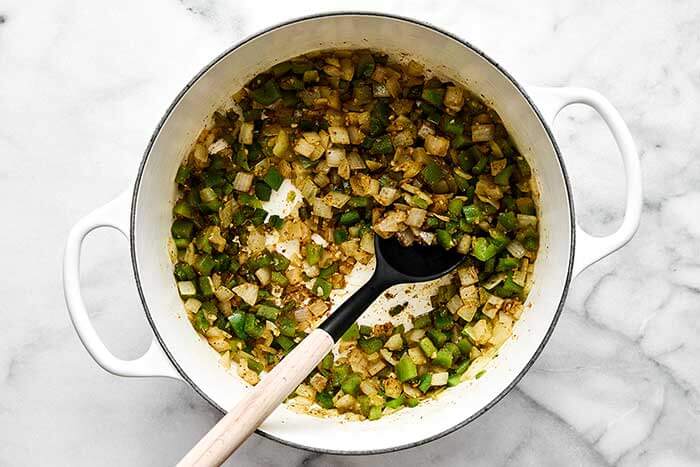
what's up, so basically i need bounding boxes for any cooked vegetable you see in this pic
[169,50,538,421]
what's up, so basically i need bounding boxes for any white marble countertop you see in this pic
[2,0,698,465]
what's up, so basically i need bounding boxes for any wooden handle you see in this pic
[178,328,334,467]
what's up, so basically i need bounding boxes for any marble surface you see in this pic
[1,0,698,465]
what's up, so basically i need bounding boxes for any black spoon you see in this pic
[179,236,465,467]
[319,235,466,340]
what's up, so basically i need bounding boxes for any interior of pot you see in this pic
[132,14,573,454]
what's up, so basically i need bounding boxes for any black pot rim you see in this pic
[129,11,576,457]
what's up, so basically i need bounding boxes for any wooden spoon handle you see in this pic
[178,328,334,467]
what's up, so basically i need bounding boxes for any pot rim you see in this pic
[129,11,576,456]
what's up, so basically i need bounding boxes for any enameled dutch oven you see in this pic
[64,13,642,455]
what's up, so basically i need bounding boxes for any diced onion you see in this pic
[326,147,347,167]
[408,346,427,365]
[255,267,271,286]
[193,143,208,167]
[424,134,450,157]
[294,307,310,323]
[406,328,425,343]
[506,240,527,259]
[431,372,449,386]
[328,126,350,145]
[446,294,464,314]
[276,239,300,260]
[360,380,378,396]
[273,129,289,157]
[368,360,386,376]
[184,298,202,314]
[208,139,229,155]
[379,348,398,365]
[360,232,374,253]
[312,197,333,219]
[299,178,319,200]
[405,208,427,228]
[294,138,316,157]
[347,152,366,170]
[177,281,196,297]
[517,214,538,228]
[324,191,350,208]
[384,334,403,351]
[377,187,400,206]
[443,86,464,111]
[239,122,254,144]
[247,228,266,255]
[232,282,259,306]
[482,273,506,290]
[313,173,330,188]
[233,172,254,192]
[308,299,328,317]
[214,286,234,302]
[471,124,495,142]
[373,210,407,235]
[456,234,472,254]
[482,294,505,318]
[458,266,479,286]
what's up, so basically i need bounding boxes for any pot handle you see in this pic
[527,86,642,277]
[63,189,181,380]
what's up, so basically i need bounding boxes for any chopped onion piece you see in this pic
[482,294,505,318]
[311,233,328,247]
[232,282,259,306]
[373,210,407,236]
[506,240,527,259]
[482,273,506,290]
[299,178,319,200]
[326,147,347,167]
[457,266,479,286]
[193,143,208,167]
[443,86,464,111]
[328,126,350,145]
[408,346,427,365]
[431,372,449,386]
[377,187,400,206]
[184,298,202,314]
[239,122,254,144]
[255,267,271,286]
[471,124,495,142]
[446,294,464,314]
[294,307,310,323]
[360,232,374,253]
[324,191,350,208]
[379,348,398,366]
[517,214,538,228]
[178,281,196,297]
[312,197,333,219]
[424,134,450,157]
[294,138,316,157]
[208,139,229,155]
[405,208,427,228]
[247,228,266,255]
[308,299,328,317]
[456,234,472,254]
[214,286,234,302]
[272,129,289,157]
[233,172,254,192]
[384,334,403,351]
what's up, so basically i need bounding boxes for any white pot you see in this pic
[63,13,642,455]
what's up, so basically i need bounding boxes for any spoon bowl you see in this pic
[319,236,465,340]
[376,236,466,282]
